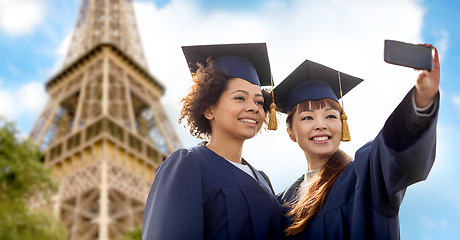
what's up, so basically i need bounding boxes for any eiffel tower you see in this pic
[29,0,181,239]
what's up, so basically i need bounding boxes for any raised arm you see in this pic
[355,44,441,215]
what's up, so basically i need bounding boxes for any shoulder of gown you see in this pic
[276,175,304,206]
[143,146,285,239]
[142,147,206,239]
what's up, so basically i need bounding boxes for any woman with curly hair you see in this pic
[142,43,284,240]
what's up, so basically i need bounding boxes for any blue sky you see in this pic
[1,0,459,239]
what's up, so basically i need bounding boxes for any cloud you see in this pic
[0,0,46,36]
[419,216,448,230]
[453,95,460,115]
[0,89,15,118]
[132,0,427,192]
[18,82,48,113]
[434,30,449,61]
[0,81,48,120]
[47,32,72,76]
[34,0,429,193]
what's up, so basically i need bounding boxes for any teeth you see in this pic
[240,119,256,124]
[313,136,329,141]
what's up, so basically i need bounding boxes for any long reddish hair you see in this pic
[285,98,352,236]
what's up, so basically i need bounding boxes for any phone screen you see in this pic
[384,40,432,71]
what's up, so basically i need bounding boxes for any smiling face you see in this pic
[287,98,342,167]
[205,77,266,142]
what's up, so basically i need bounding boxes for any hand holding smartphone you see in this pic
[384,40,433,71]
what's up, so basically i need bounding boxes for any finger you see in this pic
[432,46,440,70]
[416,70,429,84]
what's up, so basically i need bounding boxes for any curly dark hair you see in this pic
[179,59,273,139]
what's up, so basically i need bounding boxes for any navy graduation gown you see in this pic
[277,89,439,240]
[142,145,284,240]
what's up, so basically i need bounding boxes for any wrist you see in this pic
[414,89,436,109]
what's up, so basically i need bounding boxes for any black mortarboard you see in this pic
[274,59,363,114]
[181,43,272,86]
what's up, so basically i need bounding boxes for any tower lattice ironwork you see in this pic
[30,0,181,239]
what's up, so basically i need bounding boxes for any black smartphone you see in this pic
[384,40,433,71]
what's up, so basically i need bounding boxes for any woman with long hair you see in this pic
[142,43,283,239]
[275,44,440,239]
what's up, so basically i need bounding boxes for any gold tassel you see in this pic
[268,102,278,130]
[341,112,350,141]
[338,71,350,141]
